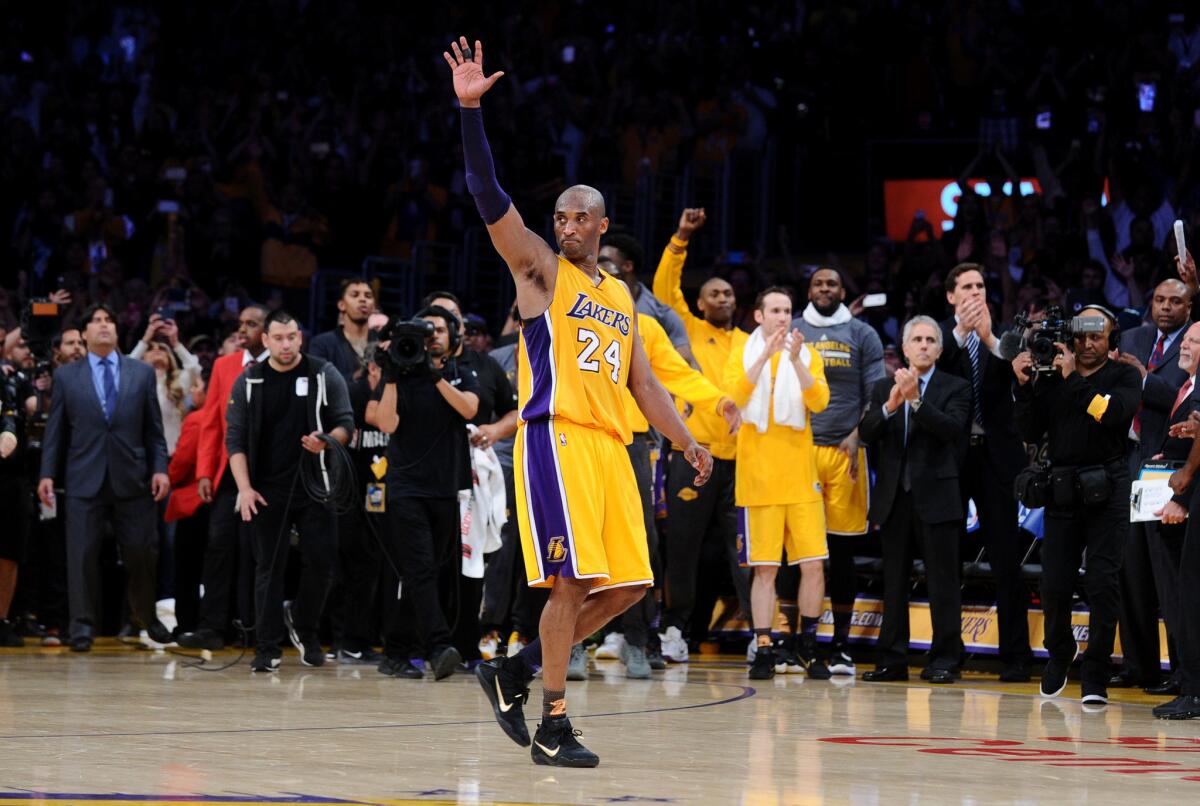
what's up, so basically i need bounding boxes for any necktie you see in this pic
[1172,377,1195,418]
[1134,333,1170,438]
[901,377,926,492]
[101,357,117,422]
[966,331,983,427]
[1149,333,1167,371]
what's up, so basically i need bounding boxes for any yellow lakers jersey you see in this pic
[517,255,635,443]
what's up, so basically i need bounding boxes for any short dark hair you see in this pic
[422,290,461,309]
[339,278,373,299]
[81,302,118,328]
[264,309,299,330]
[242,303,270,318]
[417,304,461,335]
[810,266,845,287]
[600,232,645,276]
[754,286,792,311]
[945,262,985,295]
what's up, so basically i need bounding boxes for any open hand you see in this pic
[238,487,267,521]
[443,37,504,108]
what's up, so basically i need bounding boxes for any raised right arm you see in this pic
[446,37,556,318]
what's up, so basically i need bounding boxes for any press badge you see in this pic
[295,377,309,396]
[366,482,386,513]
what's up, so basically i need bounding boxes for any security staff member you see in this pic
[1011,305,1140,706]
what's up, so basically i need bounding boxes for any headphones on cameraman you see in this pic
[416,305,463,353]
[1079,303,1121,351]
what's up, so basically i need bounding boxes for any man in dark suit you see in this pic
[38,303,172,652]
[1114,279,1191,691]
[938,263,1033,681]
[859,315,972,684]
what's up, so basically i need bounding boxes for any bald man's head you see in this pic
[553,185,609,265]
[1151,278,1192,334]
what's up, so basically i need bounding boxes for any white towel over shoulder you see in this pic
[742,327,811,433]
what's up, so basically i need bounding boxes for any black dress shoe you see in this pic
[1107,671,1139,688]
[1144,678,1182,696]
[999,663,1032,683]
[921,666,961,682]
[69,636,93,652]
[145,620,175,645]
[862,665,908,682]
[177,628,225,651]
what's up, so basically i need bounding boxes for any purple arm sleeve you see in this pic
[460,106,512,225]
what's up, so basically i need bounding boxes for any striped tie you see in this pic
[966,331,983,427]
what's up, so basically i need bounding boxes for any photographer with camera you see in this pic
[369,306,479,679]
[1011,305,1141,706]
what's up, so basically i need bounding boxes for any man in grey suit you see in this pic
[1114,279,1192,692]
[38,303,172,652]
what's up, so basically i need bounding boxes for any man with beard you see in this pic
[177,304,268,651]
[310,279,377,382]
[789,267,885,675]
[1012,306,1140,706]
[652,208,754,663]
[725,288,830,680]
[311,279,383,665]
[371,305,480,680]
[225,310,354,671]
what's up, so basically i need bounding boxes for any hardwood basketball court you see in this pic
[0,642,1195,805]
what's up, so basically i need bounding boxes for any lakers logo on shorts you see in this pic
[736,534,745,554]
[547,536,567,563]
[677,487,699,502]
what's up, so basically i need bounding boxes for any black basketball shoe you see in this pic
[476,657,532,746]
[531,715,600,768]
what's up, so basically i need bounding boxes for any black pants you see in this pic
[195,475,255,637]
[30,505,68,633]
[621,435,660,648]
[249,491,337,652]
[877,491,963,670]
[64,479,158,640]
[1177,489,1200,695]
[481,463,520,635]
[663,455,750,635]
[1040,471,1129,686]
[327,502,382,652]
[962,442,1031,666]
[1118,518,1181,684]
[382,496,458,657]
[172,505,209,634]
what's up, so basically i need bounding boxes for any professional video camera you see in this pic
[998,305,1108,373]
[378,317,436,376]
[20,298,61,374]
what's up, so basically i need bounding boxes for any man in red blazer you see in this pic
[177,305,268,650]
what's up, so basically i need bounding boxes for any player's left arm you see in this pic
[628,320,713,486]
